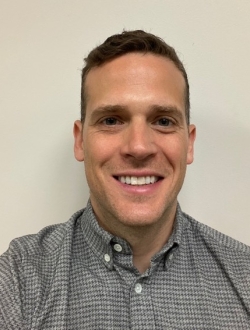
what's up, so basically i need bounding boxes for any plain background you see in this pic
[1,0,250,254]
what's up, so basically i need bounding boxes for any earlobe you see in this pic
[187,124,196,165]
[73,120,85,162]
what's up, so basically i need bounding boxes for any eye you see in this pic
[155,118,172,126]
[102,117,120,125]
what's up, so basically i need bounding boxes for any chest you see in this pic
[64,259,249,330]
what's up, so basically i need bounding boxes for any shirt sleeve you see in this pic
[0,246,26,329]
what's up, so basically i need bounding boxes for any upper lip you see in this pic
[113,170,164,178]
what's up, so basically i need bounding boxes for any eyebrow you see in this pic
[91,105,127,118]
[148,104,184,121]
[90,104,184,121]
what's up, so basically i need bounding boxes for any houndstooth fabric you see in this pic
[0,201,250,329]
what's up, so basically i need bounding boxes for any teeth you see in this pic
[118,176,159,185]
[137,177,145,185]
[131,176,137,185]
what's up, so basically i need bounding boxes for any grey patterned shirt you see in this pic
[0,201,250,329]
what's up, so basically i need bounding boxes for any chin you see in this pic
[115,208,166,227]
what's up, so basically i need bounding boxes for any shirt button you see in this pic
[104,254,111,262]
[135,283,142,294]
[168,253,173,260]
[113,244,122,252]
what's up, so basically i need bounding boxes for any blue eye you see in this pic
[103,117,118,125]
[157,118,171,126]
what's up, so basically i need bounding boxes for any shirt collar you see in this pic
[80,200,115,269]
[154,203,187,269]
[80,200,187,270]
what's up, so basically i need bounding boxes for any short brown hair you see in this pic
[81,30,190,124]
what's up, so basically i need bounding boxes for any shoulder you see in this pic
[182,213,250,279]
[0,208,85,269]
[181,211,250,273]
[183,212,250,253]
[0,208,85,328]
[178,211,250,307]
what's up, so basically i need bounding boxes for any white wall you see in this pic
[1,0,250,254]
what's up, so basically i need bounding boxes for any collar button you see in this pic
[113,244,122,252]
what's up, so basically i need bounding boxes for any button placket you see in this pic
[130,279,156,329]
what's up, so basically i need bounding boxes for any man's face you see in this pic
[74,53,195,233]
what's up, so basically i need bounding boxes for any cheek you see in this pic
[160,138,189,167]
[83,135,118,166]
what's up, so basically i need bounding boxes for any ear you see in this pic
[186,124,196,165]
[73,120,85,162]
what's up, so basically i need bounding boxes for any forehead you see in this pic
[84,53,186,111]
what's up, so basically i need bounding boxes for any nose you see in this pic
[120,120,157,160]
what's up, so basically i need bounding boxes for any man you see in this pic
[0,30,249,329]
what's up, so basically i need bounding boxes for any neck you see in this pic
[129,218,174,273]
[93,203,177,274]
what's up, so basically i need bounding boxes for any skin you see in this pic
[74,53,196,273]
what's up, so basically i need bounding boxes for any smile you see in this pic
[117,176,160,186]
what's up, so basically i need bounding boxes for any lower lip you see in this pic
[114,177,163,195]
